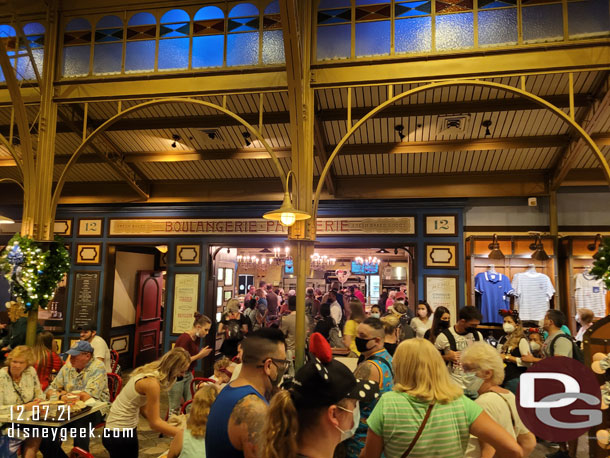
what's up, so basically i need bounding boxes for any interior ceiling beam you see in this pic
[551,74,610,190]
[314,114,335,195]
[0,94,590,136]
[311,43,610,88]
[0,169,604,205]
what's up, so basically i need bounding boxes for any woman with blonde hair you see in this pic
[103,347,192,457]
[462,342,536,458]
[167,384,220,458]
[0,346,44,457]
[381,314,400,356]
[497,310,531,394]
[32,330,63,391]
[343,299,366,356]
[360,339,523,458]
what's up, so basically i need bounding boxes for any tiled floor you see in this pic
[48,370,592,457]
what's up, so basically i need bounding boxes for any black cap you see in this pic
[290,356,379,409]
[77,324,96,332]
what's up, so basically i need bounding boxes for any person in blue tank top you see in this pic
[205,328,288,458]
[345,317,394,458]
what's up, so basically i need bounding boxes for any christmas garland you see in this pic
[591,236,610,289]
[0,234,71,311]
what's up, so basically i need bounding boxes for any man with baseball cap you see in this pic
[78,323,112,373]
[40,341,109,457]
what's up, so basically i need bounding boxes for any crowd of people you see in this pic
[0,280,597,458]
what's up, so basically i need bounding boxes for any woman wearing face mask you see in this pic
[410,300,433,338]
[461,342,537,458]
[381,314,399,356]
[496,310,531,395]
[168,312,213,415]
[262,333,379,458]
[526,328,543,358]
[369,305,381,319]
[360,339,523,458]
[343,300,366,357]
[424,306,450,344]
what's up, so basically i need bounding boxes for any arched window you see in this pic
[159,9,190,71]
[316,0,351,60]
[355,1,391,57]
[62,18,91,77]
[394,2,432,54]
[262,1,284,64]
[227,3,259,66]
[125,12,156,73]
[16,23,45,80]
[193,6,225,68]
[93,15,123,75]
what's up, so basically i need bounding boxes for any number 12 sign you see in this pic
[425,215,457,236]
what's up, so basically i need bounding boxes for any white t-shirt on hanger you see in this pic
[512,271,555,321]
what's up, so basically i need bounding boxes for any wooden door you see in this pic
[134,271,163,368]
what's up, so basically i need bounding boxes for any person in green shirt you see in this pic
[360,338,523,458]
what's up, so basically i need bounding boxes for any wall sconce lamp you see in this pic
[530,235,550,261]
[263,170,311,227]
[587,234,603,252]
[487,234,505,259]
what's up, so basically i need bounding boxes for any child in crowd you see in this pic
[210,357,234,389]
[167,384,220,458]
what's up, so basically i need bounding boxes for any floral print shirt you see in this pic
[50,358,109,413]
[0,366,44,406]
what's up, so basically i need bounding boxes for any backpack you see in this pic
[549,333,585,363]
[225,319,243,341]
[441,328,480,352]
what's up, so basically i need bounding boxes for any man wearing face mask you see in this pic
[345,318,394,458]
[435,306,483,392]
[206,328,287,458]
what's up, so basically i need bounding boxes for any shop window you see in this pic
[477,3,517,47]
[62,18,91,77]
[227,3,260,66]
[193,6,225,68]
[355,3,391,57]
[522,3,563,43]
[93,15,123,75]
[125,12,156,73]
[16,23,45,81]
[159,9,190,71]
[567,0,610,39]
[395,2,432,54]
[317,0,351,60]
[262,0,285,64]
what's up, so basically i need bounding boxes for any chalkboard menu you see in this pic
[70,271,100,332]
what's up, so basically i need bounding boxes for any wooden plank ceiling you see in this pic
[0,71,609,199]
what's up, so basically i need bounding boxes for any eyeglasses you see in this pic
[265,358,291,371]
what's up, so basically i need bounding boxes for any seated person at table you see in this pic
[0,346,44,458]
[167,383,220,458]
[104,348,192,458]
[40,341,109,457]
[33,331,63,391]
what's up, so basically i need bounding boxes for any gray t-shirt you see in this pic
[543,331,573,358]
[280,312,308,353]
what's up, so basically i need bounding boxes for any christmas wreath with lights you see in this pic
[591,236,610,289]
[0,234,70,311]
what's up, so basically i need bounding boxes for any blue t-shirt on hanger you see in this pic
[475,271,514,324]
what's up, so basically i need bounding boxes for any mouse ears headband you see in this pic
[498,309,520,323]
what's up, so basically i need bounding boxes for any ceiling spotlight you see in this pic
[394,248,399,255]
[376,248,389,254]
[171,134,180,148]
[482,120,492,136]
[587,234,603,251]
[487,234,505,260]
[394,124,406,141]
[530,235,550,261]
[208,132,216,140]
[242,131,252,147]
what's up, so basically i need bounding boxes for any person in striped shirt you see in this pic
[360,338,523,458]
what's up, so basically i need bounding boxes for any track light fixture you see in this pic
[376,248,389,254]
[487,234,505,260]
[394,248,399,255]
[482,120,492,136]
[394,124,406,141]
[242,131,252,147]
[171,134,180,148]
[530,235,550,261]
